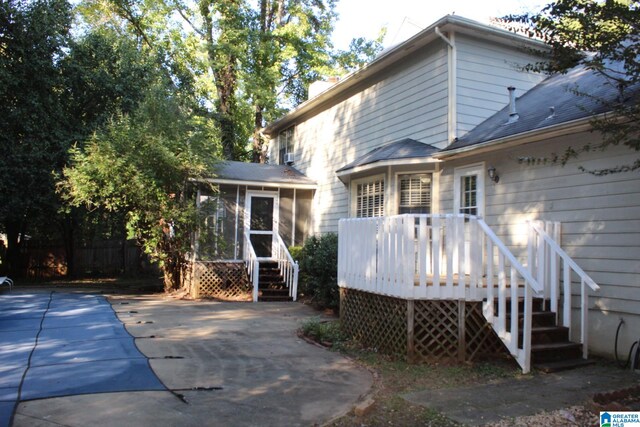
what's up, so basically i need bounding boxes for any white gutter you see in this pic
[435,27,457,144]
[195,177,316,190]
[336,157,441,180]
[433,116,595,160]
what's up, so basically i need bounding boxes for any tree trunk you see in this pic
[252,106,266,163]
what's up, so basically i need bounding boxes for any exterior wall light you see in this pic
[488,166,499,183]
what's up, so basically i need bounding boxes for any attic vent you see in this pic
[507,86,519,124]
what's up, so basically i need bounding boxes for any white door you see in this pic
[245,191,279,259]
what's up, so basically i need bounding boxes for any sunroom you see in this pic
[187,161,315,302]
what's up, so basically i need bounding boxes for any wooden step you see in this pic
[506,311,557,330]
[518,326,569,346]
[258,288,293,302]
[531,342,582,364]
[493,298,548,314]
[535,358,595,373]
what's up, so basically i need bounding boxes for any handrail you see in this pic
[476,219,542,293]
[529,221,599,291]
[274,233,299,301]
[243,230,260,302]
[528,220,599,359]
[476,217,538,373]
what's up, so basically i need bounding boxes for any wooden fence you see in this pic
[21,240,151,279]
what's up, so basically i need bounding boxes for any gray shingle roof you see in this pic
[336,139,439,173]
[443,62,639,152]
[211,161,315,186]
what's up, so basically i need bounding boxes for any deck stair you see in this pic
[257,261,293,302]
[500,298,594,373]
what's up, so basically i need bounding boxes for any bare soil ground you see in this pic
[301,319,640,427]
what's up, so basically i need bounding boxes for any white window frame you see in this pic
[453,163,485,218]
[396,172,432,215]
[278,127,295,165]
[350,174,385,218]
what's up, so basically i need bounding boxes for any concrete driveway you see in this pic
[7,292,372,426]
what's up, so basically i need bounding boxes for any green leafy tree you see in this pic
[499,0,640,174]
[63,84,219,289]
[80,0,384,162]
[0,0,73,274]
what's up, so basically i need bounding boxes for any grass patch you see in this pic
[299,318,348,349]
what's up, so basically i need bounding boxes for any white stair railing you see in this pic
[528,221,600,359]
[476,219,542,374]
[243,231,260,302]
[274,234,299,301]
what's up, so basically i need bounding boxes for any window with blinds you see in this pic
[278,127,294,164]
[398,174,431,214]
[356,179,385,218]
[460,175,478,215]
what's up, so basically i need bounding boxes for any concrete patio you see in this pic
[1,291,373,426]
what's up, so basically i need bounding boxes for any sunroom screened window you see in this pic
[460,175,478,215]
[399,174,431,214]
[356,179,384,218]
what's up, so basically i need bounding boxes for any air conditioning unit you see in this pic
[284,152,294,165]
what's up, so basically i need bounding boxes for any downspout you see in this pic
[435,27,457,145]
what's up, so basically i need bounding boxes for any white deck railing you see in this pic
[274,234,299,301]
[243,231,260,302]
[338,214,529,300]
[528,221,599,359]
[338,214,543,372]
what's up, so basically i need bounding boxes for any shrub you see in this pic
[298,233,339,310]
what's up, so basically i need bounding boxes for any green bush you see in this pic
[288,245,303,262]
[298,233,339,310]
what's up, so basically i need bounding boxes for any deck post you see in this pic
[458,300,466,362]
[407,300,415,363]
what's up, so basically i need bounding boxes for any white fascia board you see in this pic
[336,157,442,179]
[195,177,316,190]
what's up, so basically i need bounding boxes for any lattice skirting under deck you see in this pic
[340,288,507,362]
[186,261,252,301]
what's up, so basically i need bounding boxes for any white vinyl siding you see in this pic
[280,41,449,233]
[267,32,543,235]
[398,174,431,214]
[438,132,640,357]
[455,34,545,138]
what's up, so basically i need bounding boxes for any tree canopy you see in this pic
[499,0,640,174]
[0,0,384,284]
[78,0,384,162]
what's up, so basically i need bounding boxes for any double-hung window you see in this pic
[278,127,294,164]
[398,174,431,214]
[453,164,485,218]
[354,177,385,218]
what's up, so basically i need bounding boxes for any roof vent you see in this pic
[546,106,555,120]
[507,86,519,124]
